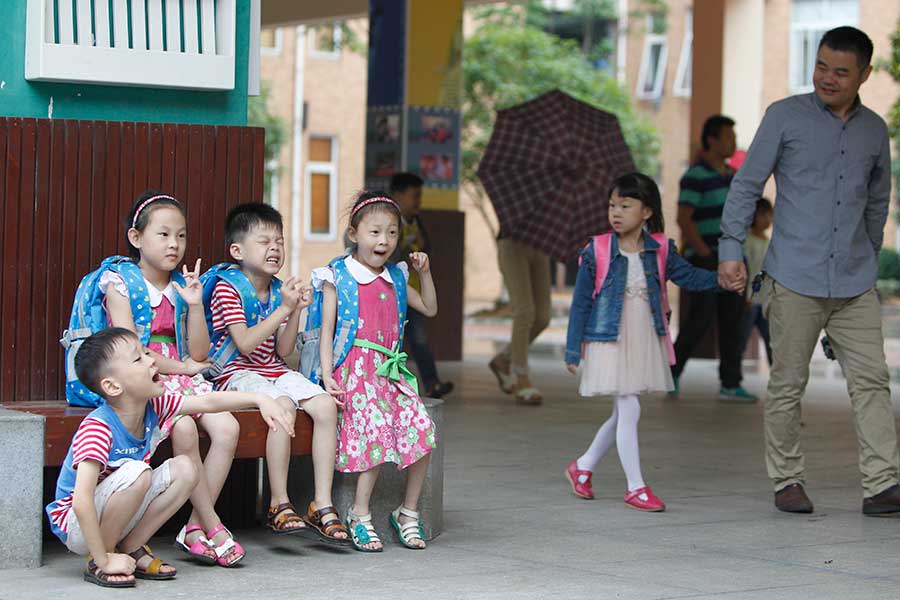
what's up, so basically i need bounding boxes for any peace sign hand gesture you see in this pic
[172,258,204,306]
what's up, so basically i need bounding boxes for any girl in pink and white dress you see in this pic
[102,191,243,566]
[564,173,719,512]
[314,191,438,552]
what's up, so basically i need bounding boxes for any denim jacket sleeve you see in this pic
[565,244,596,365]
[664,240,719,291]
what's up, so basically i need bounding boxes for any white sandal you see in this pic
[345,511,383,553]
[489,357,515,394]
[515,386,543,406]
[389,506,426,550]
[173,524,216,565]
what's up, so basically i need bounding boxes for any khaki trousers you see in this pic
[763,278,899,496]
[497,238,552,374]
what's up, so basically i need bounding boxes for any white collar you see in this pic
[145,276,177,308]
[344,255,394,285]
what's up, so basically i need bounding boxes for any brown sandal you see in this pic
[301,502,351,546]
[127,545,176,580]
[266,502,311,536]
[83,558,135,588]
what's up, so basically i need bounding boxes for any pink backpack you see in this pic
[587,232,675,365]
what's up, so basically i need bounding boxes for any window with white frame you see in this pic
[673,9,692,98]
[789,0,858,92]
[305,136,338,240]
[260,27,282,56]
[636,13,668,100]
[310,23,342,59]
[25,0,237,90]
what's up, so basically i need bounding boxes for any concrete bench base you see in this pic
[284,398,444,542]
[0,408,45,569]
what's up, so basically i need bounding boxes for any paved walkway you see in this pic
[5,353,900,599]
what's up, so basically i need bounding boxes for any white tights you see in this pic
[576,394,645,493]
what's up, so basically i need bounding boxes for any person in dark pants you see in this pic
[671,115,756,403]
[389,173,454,399]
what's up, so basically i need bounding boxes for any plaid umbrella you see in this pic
[477,89,636,261]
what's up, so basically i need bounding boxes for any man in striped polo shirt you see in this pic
[671,115,756,403]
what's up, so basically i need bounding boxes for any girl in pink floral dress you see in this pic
[102,191,243,567]
[315,191,437,552]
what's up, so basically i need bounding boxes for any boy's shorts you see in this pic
[225,371,326,409]
[65,459,172,555]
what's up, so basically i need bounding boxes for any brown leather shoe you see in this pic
[774,483,814,513]
[862,484,900,517]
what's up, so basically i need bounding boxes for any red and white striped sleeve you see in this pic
[71,418,113,470]
[150,393,185,423]
[211,281,246,331]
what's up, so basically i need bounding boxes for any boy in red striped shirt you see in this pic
[46,327,293,588]
[208,204,349,544]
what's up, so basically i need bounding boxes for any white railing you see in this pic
[25,0,237,91]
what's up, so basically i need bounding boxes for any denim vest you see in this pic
[565,234,718,365]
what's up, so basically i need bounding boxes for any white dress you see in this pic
[579,250,674,397]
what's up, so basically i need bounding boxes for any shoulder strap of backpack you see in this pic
[650,233,669,314]
[650,233,676,365]
[215,267,263,325]
[330,257,360,371]
[201,263,265,377]
[591,233,613,299]
[108,259,153,344]
[386,263,409,343]
[169,270,189,359]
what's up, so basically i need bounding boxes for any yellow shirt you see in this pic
[399,216,424,291]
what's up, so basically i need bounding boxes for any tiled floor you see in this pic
[5,350,900,599]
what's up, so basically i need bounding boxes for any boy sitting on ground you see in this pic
[46,327,293,588]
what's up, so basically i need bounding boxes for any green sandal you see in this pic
[389,506,426,550]
[345,511,383,553]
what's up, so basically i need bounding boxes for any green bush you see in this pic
[878,248,900,281]
[877,279,900,297]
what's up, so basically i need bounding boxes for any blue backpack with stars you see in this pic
[60,256,189,407]
[298,256,408,385]
[199,263,283,379]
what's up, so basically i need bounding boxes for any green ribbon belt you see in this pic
[148,334,176,344]
[352,339,419,394]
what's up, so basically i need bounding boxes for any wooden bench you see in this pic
[0,116,324,568]
[1,401,313,466]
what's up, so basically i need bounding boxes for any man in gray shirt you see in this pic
[719,27,899,516]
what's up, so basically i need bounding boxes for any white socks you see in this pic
[576,394,646,492]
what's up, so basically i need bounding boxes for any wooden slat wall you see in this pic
[0,117,266,403]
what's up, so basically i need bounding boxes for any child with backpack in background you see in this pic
[388,172,454,398]
[564,173,719,512]
[311,191,437,552]
[62,191,244,566]
[205,203,349,545]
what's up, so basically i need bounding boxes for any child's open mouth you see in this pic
[266,257,280,265]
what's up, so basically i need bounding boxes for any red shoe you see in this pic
[565,460,595,499]
[624,486,665,512]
